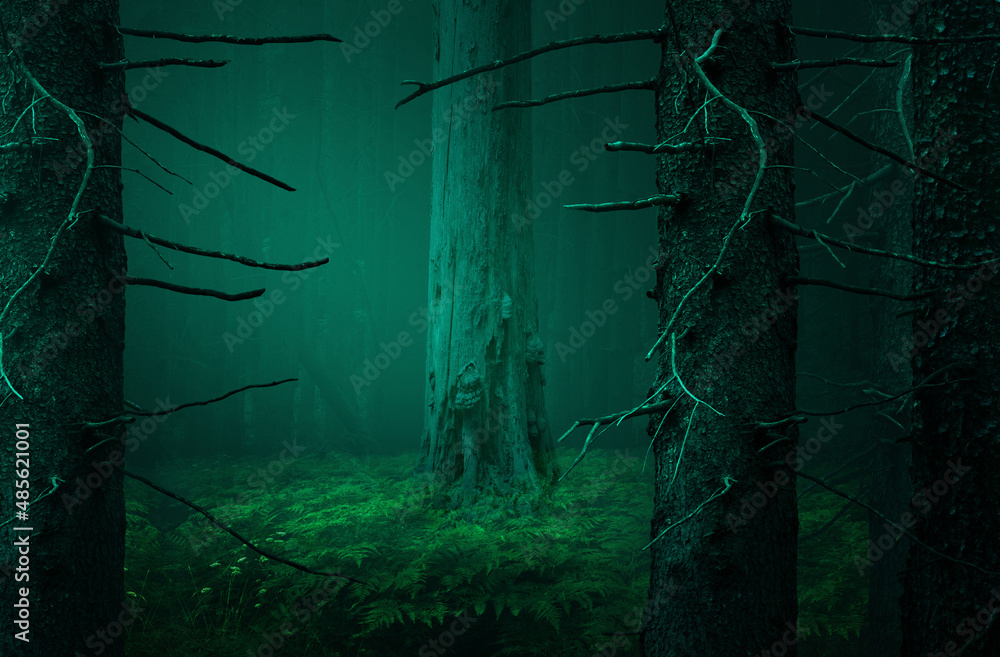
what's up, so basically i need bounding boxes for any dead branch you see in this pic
[787,276,935,301]
[132,109,295,191]
[94,164,171,194]
[794,468,1000,575]
[789,26,1000,45]
[96,58,229,71]
[115,27,342,45]
[96,214,329,272]
[770,214,998,270]
[104,379,297,420]
[606,139,710,154]
[494,79,654,110]
[79,111,193,185]
[809,111,967,191]
[123,275,264,301]
[771,58,898,71]
[795,164,893,210]
[116,466,364,584]
[565,194,680,212]
[788,365,961,419]
[396,29,662,108]
[558,398,677,444]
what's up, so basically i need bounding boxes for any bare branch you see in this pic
[794,164,893,209]
[132,109,295,191]
[94,164,171,194]
[494,79,654,110]
[78,111,193,185]
[787,275,935,301]
[789,365,961,418]
[123,275,265,301]
[565,194,680,213]
[117,466,365,584]
[108,379,297,419]
[115,27,342,45]
[557,398,677,445]
[770,214,998,270]
[809,110,967,190]
[794,468,1000,575]
[96,215,330,272]
[771,58,898,71]
[96,58,230,71]
[396,29,662,109]
[606,139,711,154]
[789,26,1000,45]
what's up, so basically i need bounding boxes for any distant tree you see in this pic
[413,0,559,504]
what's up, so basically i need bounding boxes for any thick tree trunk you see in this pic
[416,0,558,505]
[901,2,1000,654]
[642,3,799,654]
[0,3,126,655]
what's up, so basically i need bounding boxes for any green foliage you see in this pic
[126,448,653,656]
[797,478,869,655]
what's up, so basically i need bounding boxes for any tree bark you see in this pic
[901,1,1000,654]
[864,5,913,653]
[416,0,558,505]
[0,2,127,655]
[642,2,800,654]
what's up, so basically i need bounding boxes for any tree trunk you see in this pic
[864,5,913,653]
[416,0,558,506]
[0,3,127,655]
[642,3,799,654]
[901,1,1000,654]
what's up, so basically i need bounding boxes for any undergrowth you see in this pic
[126,447,653,656]
[124,447,869,656]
